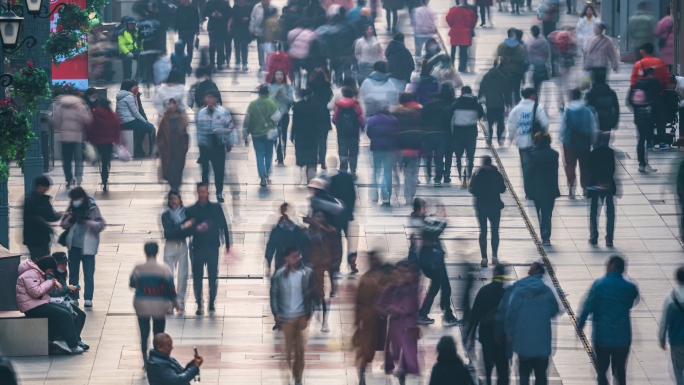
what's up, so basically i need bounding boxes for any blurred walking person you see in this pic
[449,85,484,187]
[378,260,421,385]
[394,92,424,204]
[385,33,415,91]
[250,0,275,70]
[332,86,365,175]
[161,191,194,312]
[244,84,281,187]
[496,28,527,105]
[478,61,511,146]
[476,0,492,27]
[559,88,597,198]
[354,251,393,385]
[355,26,384,86]
[326,157,359,273]
[525,132,559,246]
[501,262,559,385]
[525,26,551,97]
[366,102,400,205]
[269,246,316,385]
[469,156,505,267]
[582,23,618,75]
[157,99,189,191]
[232,0,253,71]
[270,69,295,165]
[175,0,200,62]
[130,242,179,367]
[578,256,639,385]
[507,88,549,182]
[292,89,328,183]
[421,83,456,186]
[575,5,599,49]
[627,2,655,60]
[428,336,475,385]
[585,70,620,136]
[53,88,92,189]
[203,0,232,71]
[408,61,439,106]
[659,266,684,385]
[655,8,674,73]
[548,29,578,111]
[446,0,477,73]
[627,67,661,172]
[197,89,235,202]
[587,134,617,247]
[23,176,62,260]
[466,264,509,385]
[413,0,437,57]
[87,99,121,192]
[185,182,231,315]
[265,203,306,275]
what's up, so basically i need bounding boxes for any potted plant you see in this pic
[0,98,33,179]
[10,62,51,115]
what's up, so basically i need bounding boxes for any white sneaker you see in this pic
[52,340,72,354]
[232,215,247,224]
[71,346,85,354]
[321,322,330,332]
[84,300,93,307]
[71,300,79,307]
[492,257,499,265]
[639,164,657,173]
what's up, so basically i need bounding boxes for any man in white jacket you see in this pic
[413,0,436,57]
[249,0,272,70]
[507,87,549,181]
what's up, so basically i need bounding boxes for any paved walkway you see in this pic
[6,1,682,384]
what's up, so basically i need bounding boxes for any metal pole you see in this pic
[0,46,9,250]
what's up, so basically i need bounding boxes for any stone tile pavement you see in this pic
[5,1,682,384]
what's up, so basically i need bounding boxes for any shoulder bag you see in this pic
[531,101,542,135]
[255,101,279,140]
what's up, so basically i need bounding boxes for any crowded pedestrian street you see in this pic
[3,0,684,384]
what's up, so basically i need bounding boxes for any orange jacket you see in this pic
[630,54,670,92]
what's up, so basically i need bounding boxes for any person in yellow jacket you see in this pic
[119,17,141,80]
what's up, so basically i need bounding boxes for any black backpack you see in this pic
[334,106,360,139]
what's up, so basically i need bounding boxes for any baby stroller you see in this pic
[663,89,680,146]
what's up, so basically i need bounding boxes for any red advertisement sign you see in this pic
[50,0,88,89]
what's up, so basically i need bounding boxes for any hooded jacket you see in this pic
[468,165,505,211]
[366,111,400,151]
[496,39,527,76]
[585,82,620,131]
[116,90,146,123]
[146,349,200,385]
[524,144,561,201]
[60,197,106,255]
[359,72,401,116]
[15,259,55,313]
[52,95,92,143]
[118,26,140,54]
[478,67,511,108]
[503,274,560,358]
[659,285,684,347]
[582,34,618,71]
[507,99,549,149]
[408,75,439,106]
[87,106,122,146]
[23,191,60,247]
[394,101,424,153]
[428,352,474,385]
[385,40,415,83]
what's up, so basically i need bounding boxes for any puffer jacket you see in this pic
[154,83,187,114]
[408,75,439,106]
[118,28,140,54]
[288,28,315,60]
[655,16,674,66]
[146,349,200,385]
[52,95,92,143]
[359,72,401,116]
[196,106,235,147]
[413,6,436,36]
[366,111,400,151]
[576,16,600,48]
[385,40,415,83]
[582,35,618,71]
[116,90,146,124]
[394,102,424,154]
[15,259,55,313]
[627,11,655,50]
[451,94,484,129]
[248,3,266,37]
[525,37,550,66]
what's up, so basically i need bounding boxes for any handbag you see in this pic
[57,227,70,247]
[531,101,542,135]
[254,101,279,140]
[83,142,98,163]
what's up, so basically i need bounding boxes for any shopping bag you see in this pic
[83,142,99,163]
[153,55,172,85]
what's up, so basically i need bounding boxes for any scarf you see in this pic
[168,206,186,224]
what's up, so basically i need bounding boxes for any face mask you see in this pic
[57,268,65,273]
[72,200,83,207]
[89,97,97,102]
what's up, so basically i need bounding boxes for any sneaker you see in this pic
[491,257,499,265]
[196,308,204,316]
[216,193,225,203]
[72,300,80,307]
[330,291,339,298]
[242,64,248,71]
[606,239,614,247]
[589,238,598,246]
[232,215,247,224]
[70,346,85,354]
[77,341,90,351]
[659,143,671,150]
[234,65,241,70]
[480,258,488,267]
[416,315,435,325]
[442,315,460,326]
[52,340,72,354]
[84,300,92,308]
[260,178,267,187]
[542,240,551,246]
[443,177,452,184]
[434,181,442,187]
[321,322,330,332]
[208,303,216,312]
[638,164,657,172]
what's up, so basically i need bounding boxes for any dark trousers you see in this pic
[121,52,137,80]
[534,199,555,243]
[451,129,477,179]
[590,193,615,242]
[385,8,398,29]
[679,107,684,135]
[636,121,653,166]
[595,345,629,385]
[276,112,290,163]
[481,336,510,385]
[25,303,79,348]
[506,73,522,105]
[565,0,572,12]
[27,244,50,260]
[191,246,219,306]
[477,209,501,259]
[209,31,229,67]
[178,32,196,64]
[123,120,155,157]
[450,45,470,72]
[418,262,453,317]
[318,130,329,167]
[479,5,489,24]
[423,134,446,182]
[562,147,590,189]
[487,107,505,142]
[68,247,95,300]
[519,147,533,182]
[338,137,360,173]
[199,145,226,194]
[542,22,556,38]
[234,36,249,65]
[61,141,83,185]
[96,144,113,185]
[518,356,549,385]
[138,316,165,363]
[72,304,86,340]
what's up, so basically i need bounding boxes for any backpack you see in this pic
[334,106,360,139]
[630,88,649,106]
[565,108,592,151]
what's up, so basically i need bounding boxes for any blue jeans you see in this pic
[68,247,95,300]
[61,141,83,185]
[123,119,155,157]
[519,147,533,182]
[371,151,394,203]
[25,303,80,348]
[252,136,274,179]
[414,36,431,57]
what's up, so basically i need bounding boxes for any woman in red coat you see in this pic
[446,0,477,72]
[86,98,121,192]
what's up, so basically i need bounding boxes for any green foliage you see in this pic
[44,30,88,65]
[51,82,80,98]
[57,3,92,34]
[0,101,33,179]
[10,64,51,115]
[86,0,109,15]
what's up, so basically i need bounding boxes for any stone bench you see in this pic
[0,311,48,356]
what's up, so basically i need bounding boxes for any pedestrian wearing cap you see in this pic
[243,84,281,187]
[46,252,89,352]
[118,17,140,80]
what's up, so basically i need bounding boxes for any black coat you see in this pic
[585,82,619,131]
[136,92,148,120]
[328,170,356,222]
[265,222,307,270]
[428,357,475,385]
[185,201,230,250]
[146,349,200,385]
[22,192,60,246]
[468,165,505,212]
[588,146,616,196]
[291,98,328,166]
[203,0,232,33]
[175,3,201,35]
[385,40,415,83]
[232,3,254,41]
[467,280,505,343]
[161,209,192,241]
[524,144,561,201]
[477,67,511,108]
